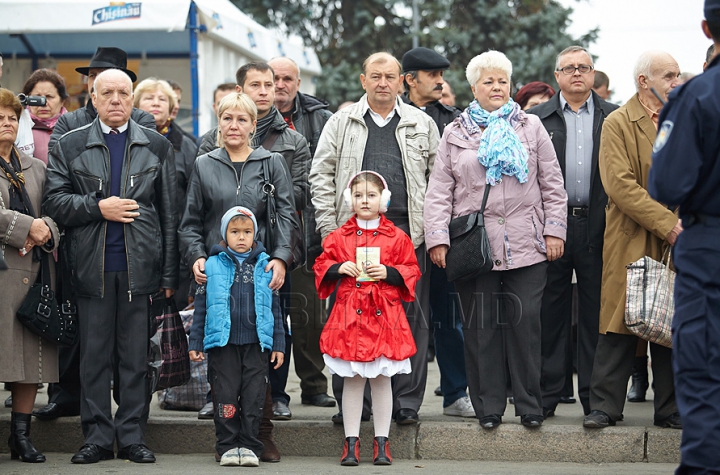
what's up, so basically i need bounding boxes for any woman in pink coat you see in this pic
[423,51,567,430]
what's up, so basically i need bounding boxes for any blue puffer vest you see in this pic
[202,244,274,352]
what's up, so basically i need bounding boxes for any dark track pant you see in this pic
[208,344,267,456]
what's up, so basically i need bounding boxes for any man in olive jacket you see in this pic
[44,69,178,464]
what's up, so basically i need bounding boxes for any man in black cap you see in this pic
[33,47,155,423]
[401,47,459,134]
[649,1,720,473]
[400,47,472,419]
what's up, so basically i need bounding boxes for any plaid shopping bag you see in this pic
[624,252,675,348]
[158,308,210,410]
[148,295,191,391]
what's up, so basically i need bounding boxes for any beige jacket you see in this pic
[598,94,678,335]
[309,94,439,248]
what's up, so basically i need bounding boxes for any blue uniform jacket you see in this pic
[649,54,720,217]
[188,241,284,353]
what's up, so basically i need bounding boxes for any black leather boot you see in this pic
[627,356,649,402]
[373,436,392,465]
[8,412,46,463]
[341,437,360,466]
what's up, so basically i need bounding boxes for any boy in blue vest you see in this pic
[189,206,285,467]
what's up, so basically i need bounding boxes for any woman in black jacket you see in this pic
[134,78,198,307]
[179,92,295,291]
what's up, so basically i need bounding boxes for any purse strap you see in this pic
[261,159,277,248]
[479,184,491,215]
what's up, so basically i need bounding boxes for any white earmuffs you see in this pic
[343,170,392,214]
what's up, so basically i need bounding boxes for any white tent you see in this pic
[0,0,322,135]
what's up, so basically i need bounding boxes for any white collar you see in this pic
[356,217,381,229]
[99,119,129,134]
[361,97,402,127]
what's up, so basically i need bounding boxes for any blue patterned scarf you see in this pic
[465,99,528,186]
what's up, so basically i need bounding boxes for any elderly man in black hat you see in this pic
[32,47,155,423]
[48,47,154,152]
[400,47,472,419]
[401,47,460,134]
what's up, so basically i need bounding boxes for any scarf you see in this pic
[0,147,42,261]
[159,118,172,136]
[252,106,277,147]
[29,107,67,132]
[464,99,528,186]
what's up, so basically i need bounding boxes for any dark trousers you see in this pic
[47,341,81,410]
[76,272,151,450]
[331,244,431,417]
[429,263,467,408]
[269,277,292,404]
[456,262,547,417]
[540,215,602,414]
[672,226,720,474]
[208,344,267,456]
[589,332,676,422]
[391,244,431,415]
[289,258,328,398]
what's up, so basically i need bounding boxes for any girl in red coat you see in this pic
[314,171,420,467]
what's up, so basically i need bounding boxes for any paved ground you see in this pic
[0,455,678,474]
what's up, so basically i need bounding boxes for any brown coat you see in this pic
[597,95,678,335]
[0,149,60,383]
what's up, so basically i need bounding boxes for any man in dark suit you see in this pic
[33,47,155,423]
[45,68,178,463]
[528,45,618,418]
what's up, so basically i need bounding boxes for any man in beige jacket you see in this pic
[310,52,439,425]
[583,50,683,429]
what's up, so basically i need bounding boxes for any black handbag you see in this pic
[16,254,78,346]
[445,185,494,282]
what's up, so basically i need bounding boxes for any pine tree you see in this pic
[231,0,597,109]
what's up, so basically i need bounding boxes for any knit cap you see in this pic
[220,206,258,241]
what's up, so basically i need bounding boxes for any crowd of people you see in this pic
[0,1,719,473]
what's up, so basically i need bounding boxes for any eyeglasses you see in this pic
[556,64,594,75]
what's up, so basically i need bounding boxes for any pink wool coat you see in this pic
[424,110,567,270]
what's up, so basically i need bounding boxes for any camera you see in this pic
[17,93,46,107]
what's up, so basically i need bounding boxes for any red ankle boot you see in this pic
[373,436,392,465]
[340,436,360,466]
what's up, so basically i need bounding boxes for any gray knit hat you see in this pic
[220,206,258,241]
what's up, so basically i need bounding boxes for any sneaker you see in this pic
[238,447,259,467]
[443,396,475,417]
[219,448,240,466]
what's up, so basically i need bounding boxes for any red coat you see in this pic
[314,215,420,362]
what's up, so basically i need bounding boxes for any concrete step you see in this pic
[0,360,681,463]
[0,413,681,463]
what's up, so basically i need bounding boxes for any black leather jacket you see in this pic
[49,100,155,152]
[179,146,296,269]
[527,91,619,252]
[290,92,333,156]
[43,119,179,298]
[401,93,460,136]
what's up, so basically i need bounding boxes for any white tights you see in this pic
[342,375,392,438]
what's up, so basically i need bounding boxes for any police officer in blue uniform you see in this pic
[649,1,720,474]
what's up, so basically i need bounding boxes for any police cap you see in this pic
[706,0,720,22]
[402,47,450,72]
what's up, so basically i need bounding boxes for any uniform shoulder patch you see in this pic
[653,120,673,153]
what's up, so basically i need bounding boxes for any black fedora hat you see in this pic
[75,47,138,82]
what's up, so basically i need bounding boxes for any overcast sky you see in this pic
[556,0,711,103]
